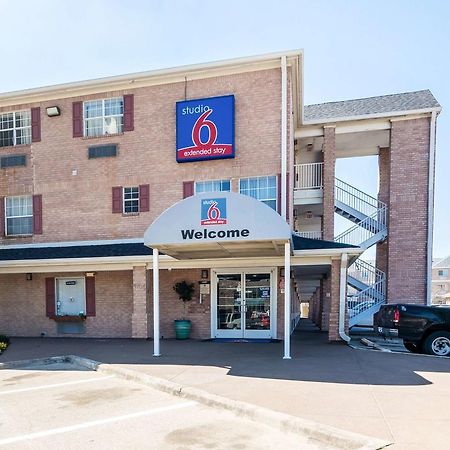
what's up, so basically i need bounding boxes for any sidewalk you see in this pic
[2,321,450,449]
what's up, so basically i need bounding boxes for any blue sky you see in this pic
[1,0,449,257]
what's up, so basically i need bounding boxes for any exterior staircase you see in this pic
[334,178,387,327]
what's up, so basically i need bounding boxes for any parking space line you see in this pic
[0,401,196,446]
[0,375,115,395]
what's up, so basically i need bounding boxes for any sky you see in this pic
[1,0,449,257]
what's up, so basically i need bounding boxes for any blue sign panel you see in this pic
[176,95,235,163]
[201,198,227,225]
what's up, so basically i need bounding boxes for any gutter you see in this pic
[339,253,351,342]
[280,55,288,220]
[427,110,437,305]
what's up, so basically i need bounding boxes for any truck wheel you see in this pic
[403,340,422,353]
[424,331,450,357]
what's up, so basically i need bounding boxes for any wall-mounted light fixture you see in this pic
[46,106,61,117]
[201,269,209,279]
[26,273,33,281]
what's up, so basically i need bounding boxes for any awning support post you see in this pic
[153,248,161,357]
[283,241,291,359]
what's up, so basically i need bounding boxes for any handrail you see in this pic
[335,178,386,218]
[348,258,386,287]
[296,230,323,240]
[294,163,323,190]
[334,207,387,247]
[347,280,386,319]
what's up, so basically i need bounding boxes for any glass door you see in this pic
[215,270,273,339]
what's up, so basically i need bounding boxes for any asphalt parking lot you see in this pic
[0,361,319,450]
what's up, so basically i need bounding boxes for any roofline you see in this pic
[0,50,303,106]
[302,106,442,126]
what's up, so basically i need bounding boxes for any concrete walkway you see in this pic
[2,321,450,449]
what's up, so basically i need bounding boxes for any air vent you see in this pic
[0,154,26,168]
[88,144,118,159]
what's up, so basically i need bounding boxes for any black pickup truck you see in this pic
[374,304,450,356]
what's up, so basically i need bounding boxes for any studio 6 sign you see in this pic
[176,95,235,163]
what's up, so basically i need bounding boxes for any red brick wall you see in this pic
[0,67,288,245]
[376,147,390,279]
[0,271,133,337]
[387,118,430,304]
[322,126,336,241]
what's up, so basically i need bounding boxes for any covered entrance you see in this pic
[213,269,275,339]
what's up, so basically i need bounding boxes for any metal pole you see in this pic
[283,241,291,359]
[153,248,161,357]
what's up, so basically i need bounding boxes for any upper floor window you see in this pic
[123,187,139,214]
[84,97,123,137]
[438,269,449,277]
[0,111,31,147]
[239,176,277,210]
[5,195,33,235]
[195,180,231,194]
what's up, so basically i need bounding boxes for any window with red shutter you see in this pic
[139,184,150,212]
[45,277,56,317]
[31,107,41,142]
[32,194,42,234]
[112,186,123,213]
[123,94,134,132]
[72,101,83,137]
[85,277,96,316]
[183,181,194,199]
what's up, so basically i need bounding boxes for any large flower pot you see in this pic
[174,319,191,340]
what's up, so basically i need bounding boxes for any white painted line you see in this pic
[0,401,196,446]
[0,375,115,395]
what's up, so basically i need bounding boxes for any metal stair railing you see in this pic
[348,259,385,288]
[334,206,387,248]
[335,178,386,218]
[347,280,386,320]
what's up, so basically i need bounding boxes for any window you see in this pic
[195,180,231,194]
[84,98,123,137]
[0,111,31,147]
[5,195,33,235]
[88,144,118,159]
[0,154,26,168]
[239,176,277,210]
[123,187,139,213]
[438,269,449,277]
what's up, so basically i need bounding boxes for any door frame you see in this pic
[211,267,277,339]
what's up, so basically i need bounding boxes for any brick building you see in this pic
[432,257,450,305]
[0,51,440,356]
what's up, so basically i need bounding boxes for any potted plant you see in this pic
[173,280,195,339]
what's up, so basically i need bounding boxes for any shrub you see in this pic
[0,335,9,344]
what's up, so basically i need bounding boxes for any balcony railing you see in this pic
[296,231,323,240]
[294,163,323,190]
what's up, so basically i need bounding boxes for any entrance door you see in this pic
[214,270,273,339]
[56,278,86,316]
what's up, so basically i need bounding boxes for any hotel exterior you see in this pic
[0,51,440,356]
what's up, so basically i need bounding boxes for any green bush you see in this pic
[0,342,7,352]
[0,335,10,344]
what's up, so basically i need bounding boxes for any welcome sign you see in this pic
[176,95,235,163]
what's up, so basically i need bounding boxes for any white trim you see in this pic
[0,109,32,147]
[0,238,144,249]
[153,248,160,356]
[338,253,350,342]
[0,50,303,106]
[281,56,288,220]
[194,179,231,194]
[301,106,441,126]
[427,111,437,305]
[283,242,291,359]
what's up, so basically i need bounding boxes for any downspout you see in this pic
[427,111,437,305]
[339,252,350,342]
[281,55,288,220]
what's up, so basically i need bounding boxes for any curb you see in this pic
[360,338,392,352]
[1,355,391,450]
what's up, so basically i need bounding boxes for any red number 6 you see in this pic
[192,109,217,148]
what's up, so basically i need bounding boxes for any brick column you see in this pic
[132,266,148,338]
[322,126,336,241]
[321,277,331,331]
[387,118,430,304]
[328,259,341,341]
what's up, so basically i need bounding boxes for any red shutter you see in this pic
[112,186,123,213]
[277,174,281,214]
[123,94,134,132]
[86,277,96,316]
[32,194,42,234]
[45,277,55,317]
[0,197,4,236]
[183,181,194,198]
[72,101,83,137]
[139,184,150,212]
[31,107,41,142]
